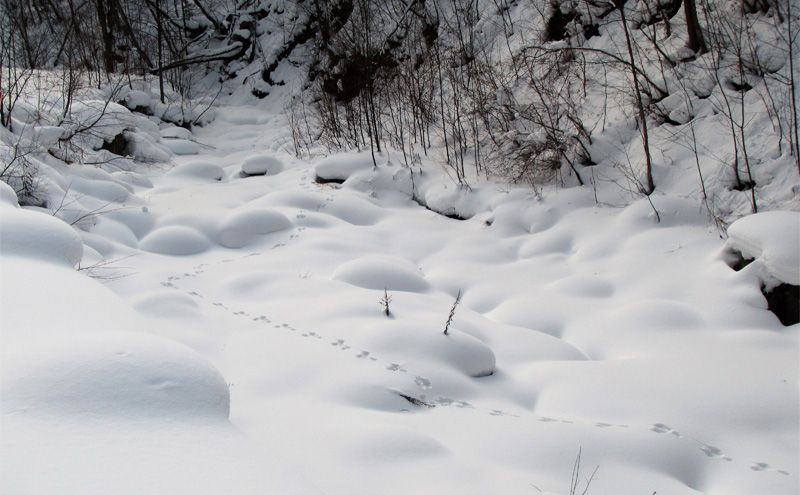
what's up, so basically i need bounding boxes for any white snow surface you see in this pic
[1,104,797,495]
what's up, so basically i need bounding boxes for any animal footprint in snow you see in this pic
[651,423,681,437]
[699,444,731,461]
[387,363,406,372]
[490,409,517,417]
[435,397,474,409]
[750,462,790,475]
[213,302,229,309]
[355,350,377,361]
[331,339,350,350]
[271,243,286,249]
[188,291,204,299]
[253,315,271,322]
[414,376,432,389]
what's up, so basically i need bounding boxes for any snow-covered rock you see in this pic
[314,152,374,182]
[1,332,230,419]
[0,181,20,208]
[165,161,224,181]
[332,256,429,292]
[218,208,292,248]
[241,154,283,176]
[726,211,800,286]
[0,208,83,267]
[140,225,210,255]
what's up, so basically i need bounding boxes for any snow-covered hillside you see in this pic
[1,0,799,494]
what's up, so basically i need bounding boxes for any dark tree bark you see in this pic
[684,0,708,54]
[94,0,119,73]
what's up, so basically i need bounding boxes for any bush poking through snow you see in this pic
[443,290,461,336]
[380,287,392,317]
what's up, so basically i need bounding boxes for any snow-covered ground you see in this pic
[2,100,798,494]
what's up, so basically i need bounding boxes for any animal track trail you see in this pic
[647,423,790,471]
[156,247,791,479]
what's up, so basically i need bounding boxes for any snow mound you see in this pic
[348,425,449,461]
[321,196,383,226]
[159,126,193,140]
[121,90,153,112]
[0,181,20,207]
[332,256,429,292]
[165,161,224,181]
[420,183,478,220]
[726,211,800,285]
[161,139,200,155]
[69,177,130,203]
[140,226,210,255]
[314,152,374,182]
[241,154,284,176]
[1,332,230,419]
[218,208,292,248]
[124,130,173,163]
[365,322,496,378]
[0,208,83,267]
[111,171,154,188]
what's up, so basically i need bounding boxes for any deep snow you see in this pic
[2,99,798,494]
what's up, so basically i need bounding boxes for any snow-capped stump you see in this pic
[313,151,374,183]
[217,208,292,248]
[332,256,429,292]
[165,161,224,181]
[725,211,800,326]
[140,225,210,255]
[0,180,20,208]
[241,154,284,176]
[0,208,83,267]
[1,332,230,419]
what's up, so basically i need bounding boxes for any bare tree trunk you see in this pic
[685,0,708,54]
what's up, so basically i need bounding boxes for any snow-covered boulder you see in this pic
[241,154,283,176]
[121,90,154,113]
[140,226,210,255]
[161,139,200,155]
[363,321,496,378]
[0,181,20,208]
[332,256,429,292]
[217,208,292,248]
[0,208,83,267]
[314,152,374,182]
[159,126,193,140]
[165,161,224,181]
[1,332,230,419]
[726,211,800,286]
